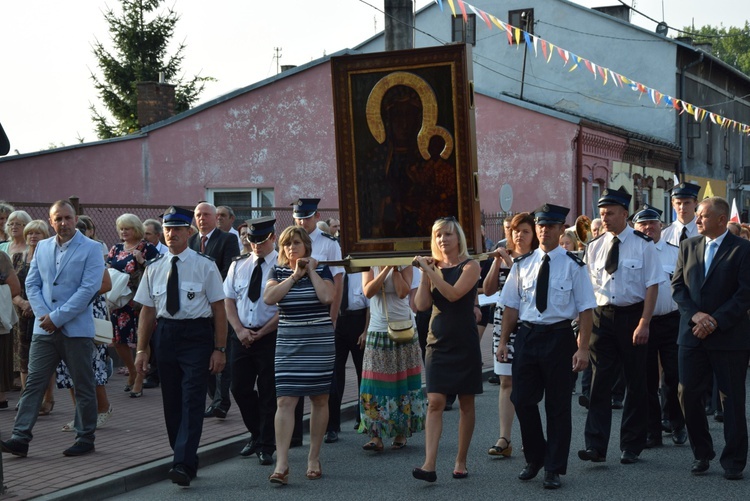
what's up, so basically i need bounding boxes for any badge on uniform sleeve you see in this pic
[187,291,195,300]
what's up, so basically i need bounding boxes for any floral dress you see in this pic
[56,295,110,388]
[107,240,158,346]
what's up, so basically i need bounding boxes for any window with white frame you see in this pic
[209,188,275,225]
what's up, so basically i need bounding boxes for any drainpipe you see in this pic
[678,51,703,180]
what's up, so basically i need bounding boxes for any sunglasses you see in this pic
[435,216,458,223]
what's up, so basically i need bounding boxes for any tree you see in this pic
[90,0,214,138]
[681,22,750,77]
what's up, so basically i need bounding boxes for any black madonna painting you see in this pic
[331,44,480,259]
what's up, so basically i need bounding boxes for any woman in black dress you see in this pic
[412,217,482,482]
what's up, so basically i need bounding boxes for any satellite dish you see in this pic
[656,22,668,36]
[499,184,513,212]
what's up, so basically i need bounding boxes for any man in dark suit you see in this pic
[189,202,240,419]
[672,196,750,480]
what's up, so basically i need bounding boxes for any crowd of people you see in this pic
[1,184,749,490]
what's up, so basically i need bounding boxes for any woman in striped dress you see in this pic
[264,226,335,485]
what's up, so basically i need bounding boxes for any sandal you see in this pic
[488,437,512,457]
[306,462,322,480]
[61,420,75,432]
[39,400,55,416]
[362,440,384,452]
[269,468,289,485]
[391,439,407,450]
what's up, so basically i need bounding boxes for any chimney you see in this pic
[280,65,297,72]
[137,81,177,128]
[592,5,631,23]
[384,0,414,51]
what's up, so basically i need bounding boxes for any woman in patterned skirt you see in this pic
[264,226,335,485]
[359,265,426,452]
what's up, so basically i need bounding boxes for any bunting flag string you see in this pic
[433,0,750,136]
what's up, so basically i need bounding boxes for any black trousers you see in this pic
[679,345,749,471]
[511,322,577,474]
[155,318,213,477]
[207,323,234,412]
[585,303,648,456]
[647,311,683,436]
[327,311,366,432]
[230,330,276,454]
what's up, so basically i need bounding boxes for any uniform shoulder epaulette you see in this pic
[146,254,164,266]
[197,252,216,262]
[566,251,586,266]
[666,241,679,248]
[633,230,653,242]
[233,253,251,262]
[513,250,533,263]
[321,232,338,241]
[588,233,605,244]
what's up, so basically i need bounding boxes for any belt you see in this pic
[159,317,211,324]
[339,308,367,317]
[599,301,644,313]
[520,320,572,333]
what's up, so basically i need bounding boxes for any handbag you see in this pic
[381,285,415,344]
[93,318,113,345]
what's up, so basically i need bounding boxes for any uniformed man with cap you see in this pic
[291,198,345,445]
[662,182,701,246]
[224,217,279,466]
[578,187,661,466]
[134,206,227,487]
[632,204,687,448]
[498,204,596,489]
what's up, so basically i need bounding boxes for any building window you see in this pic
[664,191,673,225]
[451,13,476,45]
[508,9,534,44]
[641,188,650,207]
[209,188,275,223]
[591,183,601,217]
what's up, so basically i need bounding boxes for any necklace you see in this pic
[123,242,138,252]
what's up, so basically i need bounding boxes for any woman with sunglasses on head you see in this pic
[412,216,482,482]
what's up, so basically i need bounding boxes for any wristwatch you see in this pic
[214,347,226,353]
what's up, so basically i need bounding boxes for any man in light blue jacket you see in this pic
[1,199,104,458]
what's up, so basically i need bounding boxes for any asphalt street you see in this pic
[110,374,750,501]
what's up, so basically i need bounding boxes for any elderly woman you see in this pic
[10,220,53,412]
[359,265,426,452]
[107,213,158,398]
[0,210,32,256]
[0,251,22,409]
[0,202,14,243]
[483,212,538,459]
[264,226,335,485]
[238,223,253,254]
[413,216,482,482]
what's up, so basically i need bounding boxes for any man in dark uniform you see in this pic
[224,217,279,466]
[134,206,227,487]
[579,187,661,465]
[632,204,687,448]
[189,202,240,419]
[672,196,750,479]
[498,204,596,489]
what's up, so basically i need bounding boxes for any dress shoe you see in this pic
[204,405,217,418]
[412,467,437,482]
[714,409,724,422]
[611,399,624,410]
[578,394,590,409]
[488,374,500,385]
[724,469,744,480]
[578,448,606,462]
[691,459,710,475]
[240,437,260,457]
[518,463,542,480]
[543,471,561,489]
[63,441,95,457]
[672,427,688,445]
[213,407,228,419]
[258,451,274,465]
[324,431,338,443]
[661,419,673,434]
[1,438,29,457]
[620,450,639,464]
[645,435,663,448]
[142,378,160,389]
[168,464,191,487]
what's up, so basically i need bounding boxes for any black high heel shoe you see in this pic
[412,467,437,482]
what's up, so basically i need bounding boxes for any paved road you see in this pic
[110,374,750,501]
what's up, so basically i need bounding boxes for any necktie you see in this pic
[248,257,264,302]
[536,254,550,313]
[167,256,180,316]
[704,241,717,276]
[200,235,208,253]
[605,236,620,275]
[340,274,349,313]
[680,227,688,243]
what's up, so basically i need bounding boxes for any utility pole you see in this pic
[273,47,282,74]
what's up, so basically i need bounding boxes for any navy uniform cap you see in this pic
[291,198,320,219]
[632,204,663,223]
[533,204,570,225]
[162,206,193,227]
[671,182,701,199]
[246,216,276,243]
[597,186,632,209]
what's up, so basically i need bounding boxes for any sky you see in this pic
[1,0,747,156]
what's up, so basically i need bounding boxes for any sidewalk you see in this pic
[1,329,497,499]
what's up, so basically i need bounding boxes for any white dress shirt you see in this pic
[652,239,678,316]
[309,227,344,277]
[661,216,698,246]
[223,250,278,328]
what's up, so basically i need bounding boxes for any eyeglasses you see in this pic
[435,216,458,223]
[8,222,25,227]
